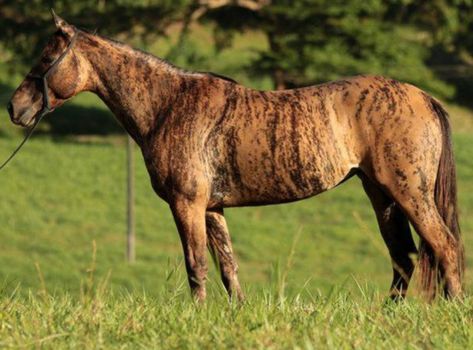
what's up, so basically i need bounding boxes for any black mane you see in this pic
[202,72,238,84]
[79,28,238,84]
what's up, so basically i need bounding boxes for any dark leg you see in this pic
[170,197,208,302]
[360,174,418,299]
[206,208,244,301]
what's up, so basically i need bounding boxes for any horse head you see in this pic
[8,11,89,127]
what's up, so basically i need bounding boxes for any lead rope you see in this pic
[0,111,46,171]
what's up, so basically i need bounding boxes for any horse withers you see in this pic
[7,13,464,301]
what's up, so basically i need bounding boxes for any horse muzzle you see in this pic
[7,101,38,127]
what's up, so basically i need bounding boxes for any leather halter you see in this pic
[0,30,78,171]
[27,30,78,117]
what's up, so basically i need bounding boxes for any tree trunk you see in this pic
[273,68,286,90]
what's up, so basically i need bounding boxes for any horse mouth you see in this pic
[22,117,36,127]
[12,109,38,128]
[14,116,35,128]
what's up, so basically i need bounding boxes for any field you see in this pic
[1,279,472,348]
[1,78,473,347]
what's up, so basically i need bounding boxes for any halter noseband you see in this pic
[27,30,78,117]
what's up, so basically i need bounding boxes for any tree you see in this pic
[202,0,459,98]
[0,0,192,70]
[389,0,473,105]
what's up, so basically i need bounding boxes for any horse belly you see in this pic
[210,131,352,207]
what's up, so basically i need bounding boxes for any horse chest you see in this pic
[142,142,201,202]
[141,147,170,201]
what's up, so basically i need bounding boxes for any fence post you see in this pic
[126,135,135,263]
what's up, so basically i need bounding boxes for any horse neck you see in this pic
[82,35,180,144]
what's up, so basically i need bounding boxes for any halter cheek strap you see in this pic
[0,31,78,171]
[27,31,78,116]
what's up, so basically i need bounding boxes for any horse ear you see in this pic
[51,9,74,36]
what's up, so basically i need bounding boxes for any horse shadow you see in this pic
[41,104,124,137]
[0,82,16,137]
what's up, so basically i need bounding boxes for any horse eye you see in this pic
[41,56,55,65]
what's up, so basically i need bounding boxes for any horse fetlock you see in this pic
[191,284,207,302]
[227,277,244,301]
[443,276,462,299]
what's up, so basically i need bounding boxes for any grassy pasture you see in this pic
[0,276,472,349]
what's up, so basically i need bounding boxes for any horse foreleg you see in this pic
[360,174,418,300]
[206,208,244,301]
[170,197,208,302]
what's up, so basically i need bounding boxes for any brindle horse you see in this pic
[8,14,464,301]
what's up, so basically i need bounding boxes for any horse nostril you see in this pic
[7,102,14,119]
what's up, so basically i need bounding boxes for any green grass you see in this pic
[1,273,473,349]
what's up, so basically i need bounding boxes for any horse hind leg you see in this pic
[206,208,244,301]
[366,152,463,299]
[360,174,417,300]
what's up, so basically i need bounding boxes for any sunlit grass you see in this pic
[0,259,472,349]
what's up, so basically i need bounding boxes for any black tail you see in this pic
[418,97,464,298]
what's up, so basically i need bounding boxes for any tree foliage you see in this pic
[1,0,473,101]
[0,0,191,66]
[203,0,473,97]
